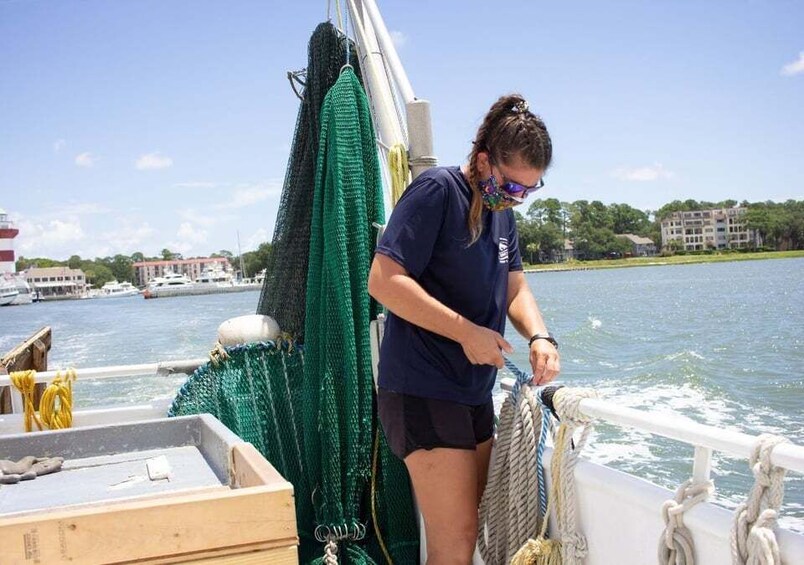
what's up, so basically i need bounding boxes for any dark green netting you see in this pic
[257,22,362,343]
[301,66,417,563]
[171,22,418,565]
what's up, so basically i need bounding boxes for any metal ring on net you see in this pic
[314,525,332,543]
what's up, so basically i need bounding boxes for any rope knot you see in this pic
[561,532,588,559]
[730,434,789,565]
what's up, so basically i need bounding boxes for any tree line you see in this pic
[516,198,804,263]
[14,198,803,281]
[16,243,273,288]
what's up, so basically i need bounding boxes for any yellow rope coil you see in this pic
[40,369,76,430]
[388,144,411,206]
[9,370,44,432]
[10,368,76,432]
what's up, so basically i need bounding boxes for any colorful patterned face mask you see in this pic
[478,174,524,211]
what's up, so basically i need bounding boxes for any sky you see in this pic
[1,0,802,261]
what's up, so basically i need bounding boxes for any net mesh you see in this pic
[171,21,418,565]
[257,22,363,343]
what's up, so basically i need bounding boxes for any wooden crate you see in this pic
[0,417,298,564]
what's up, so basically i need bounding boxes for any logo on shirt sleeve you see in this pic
[498,238,509,263]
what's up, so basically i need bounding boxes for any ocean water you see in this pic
[1,258,802,531]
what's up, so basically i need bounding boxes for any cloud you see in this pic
[177,222,207,244]
[390,30,408,49]
[98,222,156,252]
[53,139,66,154]
[58,202,110,216]
[75,152,97,168]
[245,228,270,251]
[611,163,673,182]
[781,51,804,76]
[136,152,173,170]
[178,208,226,227]
[173,181,217,189]
[17,217,85,257]
[215,182,281,210]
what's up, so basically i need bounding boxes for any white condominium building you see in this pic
[660,207,761,251]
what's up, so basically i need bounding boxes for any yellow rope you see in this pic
[10,368,77,432]
[209,342,230,366]
[370,425,394,564]
[9,370,44,432]
[388,144,411,206]
[40,369,76,430]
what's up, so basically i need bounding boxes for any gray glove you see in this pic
[0,456,64,484]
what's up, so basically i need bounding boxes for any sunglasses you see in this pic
[490,159,545,199]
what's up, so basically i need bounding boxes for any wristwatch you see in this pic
[528,332,558,349]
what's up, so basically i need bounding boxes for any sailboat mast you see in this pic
[236,231,246,279]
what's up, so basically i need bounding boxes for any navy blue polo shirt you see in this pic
[375,166,523,405]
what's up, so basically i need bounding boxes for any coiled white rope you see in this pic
[658,478,714,564]
[730,434,789,565]
[478,384,547,564]
[551,387,597,565]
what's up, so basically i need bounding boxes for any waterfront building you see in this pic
[0,208,19,274]
[133,257,232,287]
[25,267,88,299]
[660,207,761,251]
[616,234,657,256]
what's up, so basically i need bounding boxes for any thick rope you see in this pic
[9,370,44,432]
[479,359,553,565]
[39,368,76,430]
[10,368,77,432]
[730,434,789,565]
[551,387,597,565]
[658,478,714,565]
[388,143,410,206]
[324,538,338,565]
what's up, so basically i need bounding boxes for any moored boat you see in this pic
[0,276,19,306]
[92,279,140,298]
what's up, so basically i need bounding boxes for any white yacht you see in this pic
[96,280,140,298]
[0,277,19,306]
[0,273,35,305]
[146,271,193,291]
[196,265,233,286]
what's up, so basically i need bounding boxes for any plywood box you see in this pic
[0,415,298,564]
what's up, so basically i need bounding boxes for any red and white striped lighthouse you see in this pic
[0,208,19,274]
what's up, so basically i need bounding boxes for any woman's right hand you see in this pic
[459,324,513,369]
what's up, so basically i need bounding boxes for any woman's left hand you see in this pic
[529,340,560,385]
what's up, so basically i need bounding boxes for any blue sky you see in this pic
[1,0,802,260]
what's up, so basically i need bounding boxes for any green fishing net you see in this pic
[171,22,418,565]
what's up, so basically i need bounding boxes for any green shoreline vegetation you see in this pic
[15,198,803,286]
[524,250,804,272]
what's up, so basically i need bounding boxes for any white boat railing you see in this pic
[500,376,804,477]
[0,358,207,416]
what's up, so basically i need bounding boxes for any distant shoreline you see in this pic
[523,250,804,273]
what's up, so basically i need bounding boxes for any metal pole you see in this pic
[359,0,415,104]
[346,0,405,150]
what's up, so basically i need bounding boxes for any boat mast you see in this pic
[346,0,437,183]
[236,231,246,280]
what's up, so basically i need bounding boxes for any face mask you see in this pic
[478,175,523,211]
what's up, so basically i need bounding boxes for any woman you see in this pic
[367,93,560,565]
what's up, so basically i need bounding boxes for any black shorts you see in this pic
[377,388,495,460]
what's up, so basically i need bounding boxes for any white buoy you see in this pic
[217,315,281,346]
